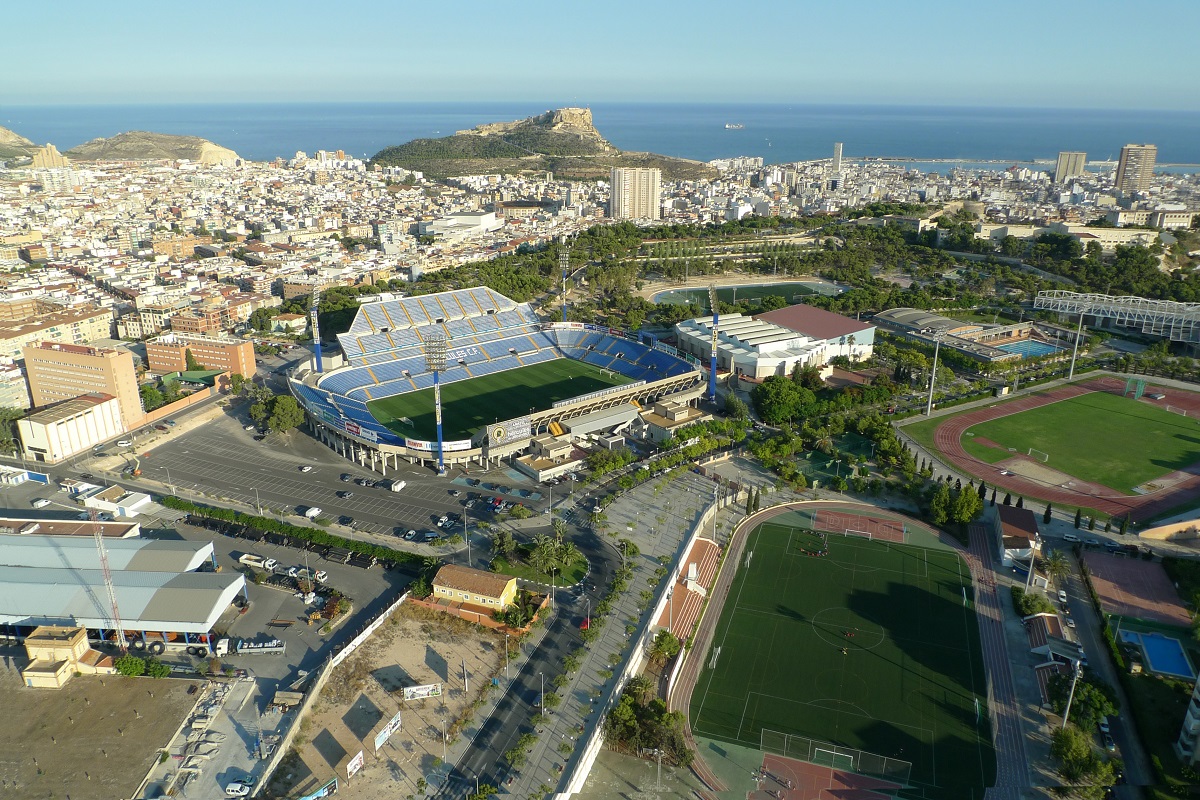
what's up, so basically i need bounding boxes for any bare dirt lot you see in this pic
[0,660,199,800]
[272,605,506,799]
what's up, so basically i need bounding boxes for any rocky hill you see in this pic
[371,107,714,182]
[65,131,239,165]
[0,125,38,159]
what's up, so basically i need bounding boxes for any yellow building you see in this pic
[23,341,143,430]
[432,565,517,609]
[21,626,114,689]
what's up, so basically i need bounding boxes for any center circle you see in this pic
[811,606,886,651]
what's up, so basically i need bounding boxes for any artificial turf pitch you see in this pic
[691,517,995,799]
[366,357,632,441]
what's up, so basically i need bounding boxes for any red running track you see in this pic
[929,377,1200,521]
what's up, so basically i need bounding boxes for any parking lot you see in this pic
[106,407,559,543]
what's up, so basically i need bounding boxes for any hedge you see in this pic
[162,495,422,567]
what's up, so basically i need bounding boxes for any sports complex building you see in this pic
[873,307,1078,363]
[288,287,704,471]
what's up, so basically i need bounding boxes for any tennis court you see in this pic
[690,518,994,799]
[366,357,631,440]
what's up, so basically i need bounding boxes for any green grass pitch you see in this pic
[691,518,995,799]
[365,358,632,441]
[962,392,1200,494]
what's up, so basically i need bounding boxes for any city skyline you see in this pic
[3,0,1198,110]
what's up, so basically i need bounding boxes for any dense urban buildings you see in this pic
[1115,143,1157,195]
[609,167,661,220]
[23,341,143,429]
[145,331,256,378]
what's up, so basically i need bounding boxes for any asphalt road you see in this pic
[437,515,618,798]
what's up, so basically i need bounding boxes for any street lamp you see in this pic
[253,486,261,516]
[1061,659,1083,730]
[505,632,510,679]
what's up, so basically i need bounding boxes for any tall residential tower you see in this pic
[1054,151,1087,183]
[609,167,661,220]
[1115,144,1157,195]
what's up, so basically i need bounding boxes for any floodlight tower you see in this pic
[707,284,719,403]
[425,331,448,476]
[93,513,127,652]
[310,285,324,374]
[559,237,571,323]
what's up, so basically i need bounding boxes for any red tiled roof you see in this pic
[755,304,873,341]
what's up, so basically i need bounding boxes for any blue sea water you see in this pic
[4,102,1199,169]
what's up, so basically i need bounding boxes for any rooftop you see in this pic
[756,303,874,340]
[22,393,116,424]
[433,564,515,600]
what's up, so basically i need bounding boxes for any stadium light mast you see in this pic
[559,237,571,324]
[1067,302,1088,381]
[425,332,448,476]
[310,284,323,374]
[708,284,719,404]
[925,333,942,416]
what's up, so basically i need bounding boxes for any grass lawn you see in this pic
[964,392,1200,493]
[690,520,994,799]
[491,549,589,586]
[367,358,631,441]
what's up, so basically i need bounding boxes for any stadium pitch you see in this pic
[691,515,994,799]
[366,358,632,441]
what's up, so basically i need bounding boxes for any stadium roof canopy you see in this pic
[0,534,214,573]
[0,566,245,633]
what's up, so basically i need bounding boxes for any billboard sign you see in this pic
[372,710,402,754]
[402,682,443,701]
[346,750,365,780]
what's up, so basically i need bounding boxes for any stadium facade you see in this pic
[288,287,704,471]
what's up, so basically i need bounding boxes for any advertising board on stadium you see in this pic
[402,683,443,701]
[316,408,384,444]
[403,438,473,453]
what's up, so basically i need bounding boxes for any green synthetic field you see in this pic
[962,392,1200,494]
[691,515,994,799]
[366,358,631,441]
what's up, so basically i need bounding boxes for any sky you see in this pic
[3,0,1198,109]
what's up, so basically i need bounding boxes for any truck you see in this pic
[214,637,287,657]
[388,479,407,492]
[238,554,278,571]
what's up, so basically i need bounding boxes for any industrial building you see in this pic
[17,393,126,463]
[0,529,245,650]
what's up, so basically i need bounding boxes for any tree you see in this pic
[990,488,996,506]
[1044,550,1069,583]
[1050,725,1114,797]
[1015,496,1024,509]
[929,483,952,526]
[266,395,305,432]
[977,481,987,501]
[229,373,246,395]
[951,486,983,524]
[648,629,682,665]
[1074,508,1083,529]
[1044,503,1053,524]
[0,407,22,453]
[492,529,516,560]
[1047,673,1117,739]
[1003,492,1012,506]
[1119,515,1129,536]
[626,674,655,706]
[184,348,204,371]
[753,488,761,512]
[745,490,753,516]
[1088,516,1096,531]
[249,401,269,423]
[724,393,749,420]
[115,654,146,677]
[144,656,171,678]
[750,376,815,425]
[139,384,164,412]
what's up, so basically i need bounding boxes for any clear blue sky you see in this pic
[4,0,1197,109]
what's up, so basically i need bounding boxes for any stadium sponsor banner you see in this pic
[346,750,365,780]
[403,438,473,453]
[488,415,531,447]
[552,380,645,408]
[403,682,443,701]
[373,710,402,754]
[448,346,480,361]
[343,420,379,443]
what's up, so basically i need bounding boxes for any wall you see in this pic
[142,385,217,425]
[405,593,549,633]
[1138,519,1200,542]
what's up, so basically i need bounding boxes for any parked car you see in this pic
[1063,534,1081,543]
[403,530,417,540]
[299,465,313,473]
[225,780,252,797]
[1103,733,1116,752]
[155,424,169,432]
[1098,716,1110,734]
[1066,618,1076,628]
[244,424,256,431]
[337,490,354,499]
[450,489,462,497]
[1058,590,1069,603]
[117,439,132,447]
[465,499,476,509]
[165,419,177,427]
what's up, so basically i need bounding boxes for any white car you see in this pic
[225,781,252,797]
[117,439,132,447]
[314,570,328,583]
[299,465,313,473]
[244,424,256,431]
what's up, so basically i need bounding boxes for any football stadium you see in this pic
[288,287,704,471]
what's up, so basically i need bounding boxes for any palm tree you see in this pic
[557,541,583,573]
[420,555,442,579]
[529,534,557,576]
[1044,550,1069,584]
[626,674,654,706]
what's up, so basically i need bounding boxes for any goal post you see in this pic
[844,529,872,540]
[1027,448,1049,463]
[1166,405,1188,418]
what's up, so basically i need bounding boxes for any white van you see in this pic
[32,498,51,509]
[304,507,322,519]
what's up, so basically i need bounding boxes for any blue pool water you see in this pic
[1120,630,1194,678]
[996,340,1062,359]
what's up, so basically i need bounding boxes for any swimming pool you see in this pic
[1120,630,1194,678]
[996,340,1062,359]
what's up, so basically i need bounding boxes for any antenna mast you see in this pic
[708,284,719,403]
[93,512,127,652]
[310,284,323,373]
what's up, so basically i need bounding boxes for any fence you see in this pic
[256,591,409,795]
[561,492,740,795]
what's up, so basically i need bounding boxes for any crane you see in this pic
[93,510,127,652]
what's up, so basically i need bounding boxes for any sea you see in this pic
[4,102,1200,172]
